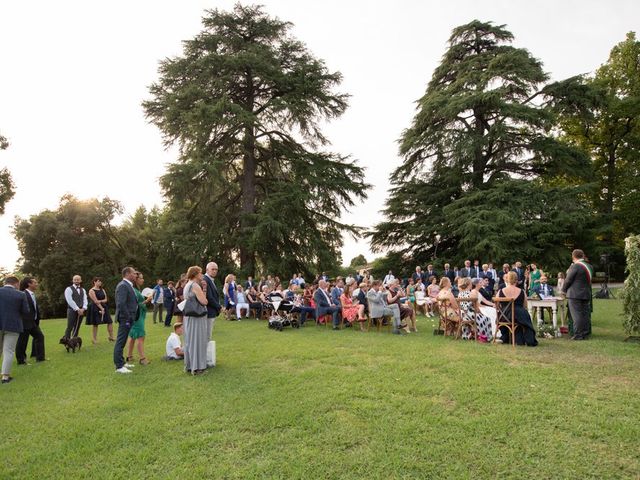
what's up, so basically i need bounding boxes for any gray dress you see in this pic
[183,281,209,373]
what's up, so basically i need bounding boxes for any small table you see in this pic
[527,297,567,334]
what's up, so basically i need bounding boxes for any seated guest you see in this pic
[287,291,315,326]
[479,278,493,302]
[426,276,439,317]
[436,277,462,335]
[480,264,495,292]
[246,287,264,319]
[366,280,402,335]
[532,275,554,298]
[314,280,341,329]
[473,278,497,335]
[235,286,250,320]
[457,278,493,341]
[387,279,414,333]
[165,322,184,360]
[406,278,416,305]
[340,283,361,329]
[355,282,369,327]
[497,271,538,346]
[330,279,344,307]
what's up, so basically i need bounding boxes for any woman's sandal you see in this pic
[139,357,150,365]
[126,356,134,362]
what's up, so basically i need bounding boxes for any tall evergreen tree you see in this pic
[143,4,369,276]
[371,20,590,269]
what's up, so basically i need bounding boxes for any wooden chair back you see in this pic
[493,296,517,347]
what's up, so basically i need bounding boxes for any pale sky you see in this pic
[0,0,637,271]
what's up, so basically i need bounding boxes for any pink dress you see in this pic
[340,294,360,323]
[428,284,440,303]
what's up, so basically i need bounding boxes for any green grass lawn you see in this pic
[2,299,639,479]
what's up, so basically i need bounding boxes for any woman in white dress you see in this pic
[473,278,497,339]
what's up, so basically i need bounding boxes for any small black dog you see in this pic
[59,336,83,353]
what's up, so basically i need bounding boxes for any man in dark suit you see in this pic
[497,263,511,290]
[442,263,455,284]
[0,276,29,383]
[113,267,139,374]
[204,262,221,340]
[459,260,473,278]
[562,249,593,340]
[425,264,437,281]
[245,276,255,291]
[532,275,554,298]
[314,280,341,330]
[411,266,424,284]
[472,260,481,279]
[15,277,45,364]
[162,281,176,327]
[513,261,525,289]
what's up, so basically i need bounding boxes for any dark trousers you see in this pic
[113,321,132,369]
[568,298,591,339]
[317,306,341,326]
[16,325,45,363]
[153,303,164,323]
[249,302,263,318]
[164,302,174,326]
[65,309,82,338]
[292,306,315,324]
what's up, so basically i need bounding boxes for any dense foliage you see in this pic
[143,4,369,277]
[0,131,15,215]
[370,20,591,273]
[622,234,640,336]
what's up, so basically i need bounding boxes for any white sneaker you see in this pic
[124,363,135,368]
[115,367,132,374]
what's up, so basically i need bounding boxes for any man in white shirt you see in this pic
[382,270,395,286]
[165,323,184,360]
[64,275,87,339]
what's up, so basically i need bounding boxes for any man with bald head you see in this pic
[203,262,221,339]
[64,274,87,339]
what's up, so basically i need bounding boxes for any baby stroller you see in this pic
[267,297,300,331]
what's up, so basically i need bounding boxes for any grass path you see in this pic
[2,299,639,479]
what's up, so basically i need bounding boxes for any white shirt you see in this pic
[64,285,88,311]
[166,332,182,359]
[383,274,395,285]
[237,292,248,304]
[28,290,37,319]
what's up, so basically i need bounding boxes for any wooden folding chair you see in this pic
[493,297,517,347]
[437,299,461,337]
[456,296,478,341]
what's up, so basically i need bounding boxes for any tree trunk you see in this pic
[240,72,256,275]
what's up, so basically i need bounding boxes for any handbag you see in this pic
[183,283,207,317]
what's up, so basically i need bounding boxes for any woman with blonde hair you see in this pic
[183,266,209,375]
[436,277,462,335]
[497,271,538,346]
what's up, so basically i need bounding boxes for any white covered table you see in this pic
[527,296,567,334]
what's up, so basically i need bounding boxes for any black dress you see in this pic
[86,288,113,325]
[498,289,538,346]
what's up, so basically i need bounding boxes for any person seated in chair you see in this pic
[366,280,403,334]
[314,280,342,330]
[164,322,184,360]
[246,287,264,319]
[532,275,554,298]
[235,286,250,320]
